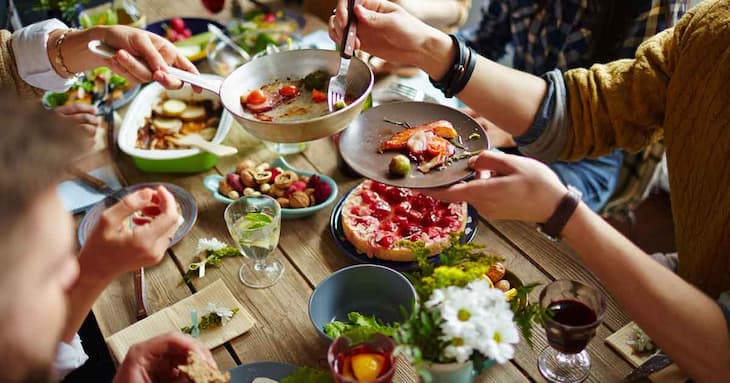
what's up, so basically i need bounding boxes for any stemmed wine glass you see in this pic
[224,196,282,288]
[538,280,607,383]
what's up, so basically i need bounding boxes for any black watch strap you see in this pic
[538,186,582,241]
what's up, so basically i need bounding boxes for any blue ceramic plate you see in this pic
[330,182,478,271]
[77,182,198,246]
[228,361,298,383]
[203,157,338,220]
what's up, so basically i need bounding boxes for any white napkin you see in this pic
[57,166,122,213]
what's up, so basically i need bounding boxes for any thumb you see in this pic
[468,150,518,175]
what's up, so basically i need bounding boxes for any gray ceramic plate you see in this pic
[338,102,489,189]
[228,361,298,382]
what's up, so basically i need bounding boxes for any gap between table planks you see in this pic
[210,126,527,382]
[296,137,633,381]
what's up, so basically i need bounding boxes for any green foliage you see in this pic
[45,92,68,108]
[181,308,239,334]
[510,283,553,347]
[33,0,90,23]
[324,312,397,339]
[184,246,241,282]
[280,367,333,383]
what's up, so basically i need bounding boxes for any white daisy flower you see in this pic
[205,303,235,324]
[195,237,227,254]
[477,317,520,364]
[443,337,474,364]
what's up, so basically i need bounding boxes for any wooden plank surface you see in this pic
[83,1,634,381]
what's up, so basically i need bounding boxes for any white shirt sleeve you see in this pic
[52,334,90,381]
[11,18,76,92]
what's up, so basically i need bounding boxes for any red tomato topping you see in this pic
[278,84,299,97]
[245,89,268,105]
[312,88,327,103]
[141,205,162,217]
[132,215,152,226]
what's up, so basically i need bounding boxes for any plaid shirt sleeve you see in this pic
[466,0,512,61]
[619,0,687,58]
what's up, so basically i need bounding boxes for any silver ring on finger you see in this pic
[332,8,337,15]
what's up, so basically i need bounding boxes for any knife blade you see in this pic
[624,351,673,382]
[67,166,115,196]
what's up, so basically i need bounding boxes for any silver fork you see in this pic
[328,0,358,112]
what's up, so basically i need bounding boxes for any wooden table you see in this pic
[87,1,634,381]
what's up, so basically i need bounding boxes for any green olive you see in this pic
[389,154,411,177]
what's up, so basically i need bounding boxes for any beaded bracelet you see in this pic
[54,28,81,78]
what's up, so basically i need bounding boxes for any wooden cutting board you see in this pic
[605,322,687,383]
[106,279,255,362]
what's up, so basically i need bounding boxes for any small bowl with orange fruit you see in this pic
[328,332,396,383]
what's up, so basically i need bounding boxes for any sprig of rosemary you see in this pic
[383,117,412,129]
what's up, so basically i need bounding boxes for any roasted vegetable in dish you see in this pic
[135,96,222,150]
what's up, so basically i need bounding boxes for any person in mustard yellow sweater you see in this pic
[331,0,730,380]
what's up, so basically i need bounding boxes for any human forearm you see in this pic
[415,30,546,137]
[394,0,466,29]
[563,204,730,381]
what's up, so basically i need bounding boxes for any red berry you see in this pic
[421,211,440,226]
[227,173,244,193]
[407,210,423,223]
[377,235,396,249]
[361,190,377,204]
[372,201,391,219]
[393,201,411,216]
[270,168,281,180]
[201,0,225,13]
[385,186,408,204]
[263,12,276,22]
[170,17,186,32]
[400,224,421,237]
[313,181,332,203]
[439,216,458,228]
[181,28,193,38]
[287,181,307,194]
[371,181,387,195]
[379,219,398,233]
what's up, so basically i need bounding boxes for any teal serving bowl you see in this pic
[203,157,338,219]
[308,264,417,341]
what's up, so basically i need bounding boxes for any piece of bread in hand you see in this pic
[177,351,230,383]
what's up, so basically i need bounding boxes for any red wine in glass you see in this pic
[545,299,598,354]
[538,280,606,383]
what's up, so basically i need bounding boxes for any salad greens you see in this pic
[44,66,129,108]
[280,367,333,383]
[323,312,398,339]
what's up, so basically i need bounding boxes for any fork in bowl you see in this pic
[328,0,358,112]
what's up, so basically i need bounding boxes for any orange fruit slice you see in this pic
[351,353,385,382]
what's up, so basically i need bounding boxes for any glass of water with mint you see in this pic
[224,196,282,288]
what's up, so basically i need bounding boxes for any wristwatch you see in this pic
[537,185,582,241]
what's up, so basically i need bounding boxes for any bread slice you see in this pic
[177,351,230,383]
